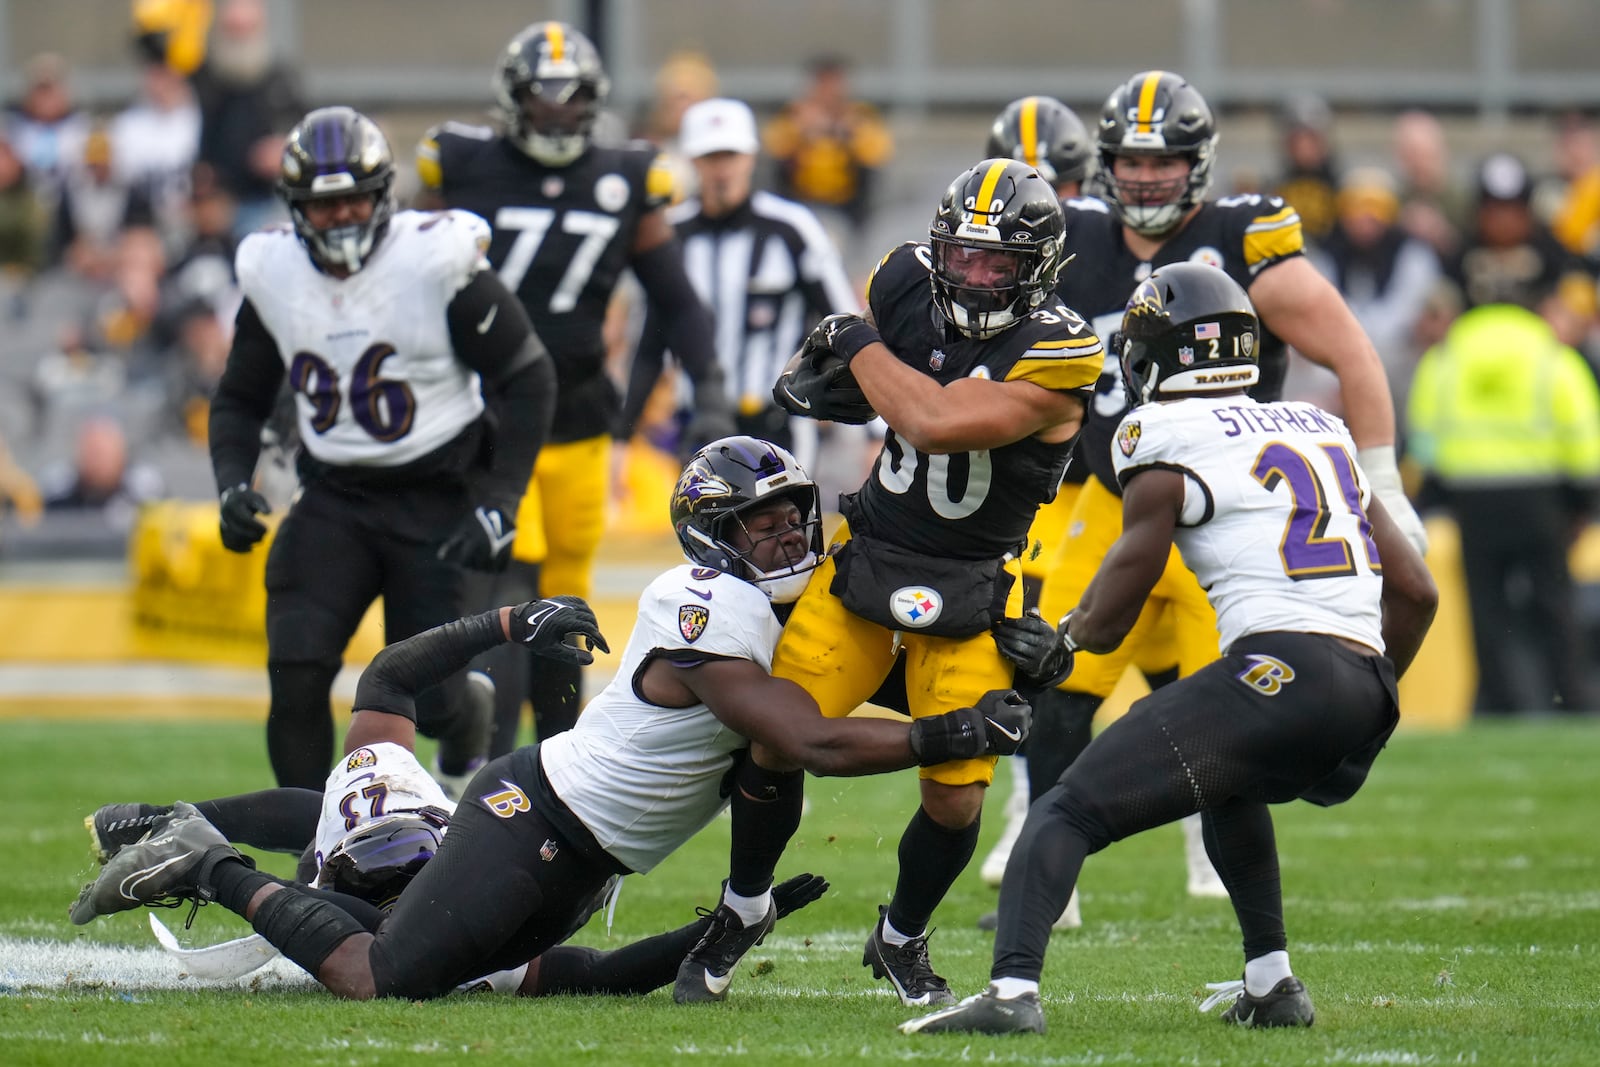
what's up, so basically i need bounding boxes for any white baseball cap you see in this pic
[680,98,760,158]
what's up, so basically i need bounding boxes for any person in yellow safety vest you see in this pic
[1407,302,1600,715]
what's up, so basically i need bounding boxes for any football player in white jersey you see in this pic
[71,437,1032,1004]
[207,107,556,792]
[902,263,1437,1037]
[80,595,829,998]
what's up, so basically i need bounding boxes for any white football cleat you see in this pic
[1182,813,1229,899]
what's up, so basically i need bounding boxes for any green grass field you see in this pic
[3,716,1599,1066]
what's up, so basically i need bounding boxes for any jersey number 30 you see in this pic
[1252,441,1381,580]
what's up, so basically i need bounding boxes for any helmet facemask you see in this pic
[930,238,1054,339]
[509,79,602,165]
[286,181,394,274]
[1101,142,1217,237]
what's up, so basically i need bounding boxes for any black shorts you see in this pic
[366,747,623,999]
[1060,631,1399,844]
[264,477,468,663]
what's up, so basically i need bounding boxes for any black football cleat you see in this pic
[863,905,955,1007]
[85,802,173,864]
[1201,976,1316,1028]
[69,802,237,925]
[673,894,777,1004]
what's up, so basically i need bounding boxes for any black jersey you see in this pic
[852,243,1102,560]
[419,123,674,440]
[1056,193,1306,492]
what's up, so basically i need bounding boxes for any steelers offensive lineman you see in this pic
[770,159,1102,1006]
[208,107,554,791]
[903,263,1437,1036]
[72,437,1030,1004]
[1025,72,1431,907]
[417,22,730,753]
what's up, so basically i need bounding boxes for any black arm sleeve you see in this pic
[447,270,556,511]
[209,298,287,493]
[352,610,507,723]
[630,240,720,388]
[616,302,670,440]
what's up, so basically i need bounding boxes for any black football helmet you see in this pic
[1096,70,1218,237]
[929,158,1066,339]
[278,106,396,274]
[1118,262,1260,404]
[671,436,823,603]
[986,96,1092,190]
[318,809,448,911]
[494,21,610,165]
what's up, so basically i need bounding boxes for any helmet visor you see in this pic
[934,242,1027,314]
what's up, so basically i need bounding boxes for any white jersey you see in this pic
[235,209,492,467]
[312,742,454,878]
[539,565,782,873]
[1112,395,1385,653]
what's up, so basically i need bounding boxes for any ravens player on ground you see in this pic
[768,159,1102,1006]
[208,106,553,791]
[1016,72,1432,916]
[416,22,731,756]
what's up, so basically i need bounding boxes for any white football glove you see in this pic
[1359,445,1429,557]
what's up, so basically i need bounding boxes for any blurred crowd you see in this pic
[3,0,1600,589]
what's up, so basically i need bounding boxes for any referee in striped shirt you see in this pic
[619,98,860,471]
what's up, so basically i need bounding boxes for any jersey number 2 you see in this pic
[494,207,619,312]
[1252,441,1381,579]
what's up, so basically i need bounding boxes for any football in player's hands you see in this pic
[509,596,610,665]
[772,871,830,921]
[773,337,876,425]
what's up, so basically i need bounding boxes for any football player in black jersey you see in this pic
[1022,71,1431,913]
[208,107,554,791]
[768,159,1102,1006]
[416,22,731,756]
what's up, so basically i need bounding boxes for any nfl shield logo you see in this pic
[679,604,710,642]
[1118,420,1142,457]
[1178,345,1195,365]
[539,838,559,862]
[929,349,946,370]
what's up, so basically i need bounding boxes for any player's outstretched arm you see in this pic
[345,600,607,753]
[1067,468,1183,653]
[647,656,1029,776]
[1366,496,1438,678]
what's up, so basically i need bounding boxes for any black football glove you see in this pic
[772,871,830,921]
[807,312,881,366]
[437,505,517,571]
[993,608,1076,690]
[218,485,271,553]
[509,595,610,665]
[773,318,877,425]
[908,688,1032,764]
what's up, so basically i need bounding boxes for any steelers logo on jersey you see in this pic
[1189,245,1225,270]
[1118,420,1142,458]
[345,747,378,771]
[595,173,630,213]
[679,604,710,643]
[890,587,943,629]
